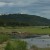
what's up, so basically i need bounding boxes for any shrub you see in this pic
[5,40,27,50]
[15,40,27,50]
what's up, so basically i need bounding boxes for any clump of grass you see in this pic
[0,34,9,44]
[5,41,12,50]
[31,45,38,50]
[5,40,27,50]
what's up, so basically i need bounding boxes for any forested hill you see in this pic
[0,14,50,26]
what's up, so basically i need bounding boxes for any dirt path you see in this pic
[0,42,7,50]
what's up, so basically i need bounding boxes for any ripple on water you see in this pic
[21,36,50,48]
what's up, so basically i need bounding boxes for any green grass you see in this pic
[38,48,50,50]
[32,48,50,50]
[31,45,50,50]
[15,27,50,34]
[0,26,50,34]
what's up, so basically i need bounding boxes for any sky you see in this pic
[0,0,50,19]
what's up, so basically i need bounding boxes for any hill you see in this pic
[0,14,50,26]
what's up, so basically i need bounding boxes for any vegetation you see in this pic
[0,31,50,50]
[0,34,9,44]
[0,26,50,34]
[5,41,13,50]
[0,14,50,26]
[4,41,50,50]
[5,40,27,50]
[31,45,50,50]
[31,45,39,50]
[0,14,50,50]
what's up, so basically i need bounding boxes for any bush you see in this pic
[5,40,27,50]
[15,40,27,50]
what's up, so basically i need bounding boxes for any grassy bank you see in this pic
[0,40,50,50]
[31,45,50,50]
[0,26,50,34]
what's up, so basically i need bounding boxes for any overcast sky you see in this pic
[0,0,50,18]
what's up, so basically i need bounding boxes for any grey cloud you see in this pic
[0,0,38,7]
[0,0,50,18]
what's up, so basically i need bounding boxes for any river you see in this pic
[12,35,50,49]
[20,35,50,48]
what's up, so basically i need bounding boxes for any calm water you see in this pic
[20,35,50,48]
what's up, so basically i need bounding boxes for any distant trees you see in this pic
[0,14,50,26]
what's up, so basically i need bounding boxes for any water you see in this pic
[20,35,50,48]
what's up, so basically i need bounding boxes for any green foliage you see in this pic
[0,14,50,26]
[15,40,27,50]
[5,40,27,50]
[0,34,9,44]
[5,42,13,50]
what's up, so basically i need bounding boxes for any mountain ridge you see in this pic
[0,14,50,26]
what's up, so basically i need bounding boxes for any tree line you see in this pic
[0,14,50,26]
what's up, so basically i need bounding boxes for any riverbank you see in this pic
[0,26,50,34]
[0,33,50,50]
